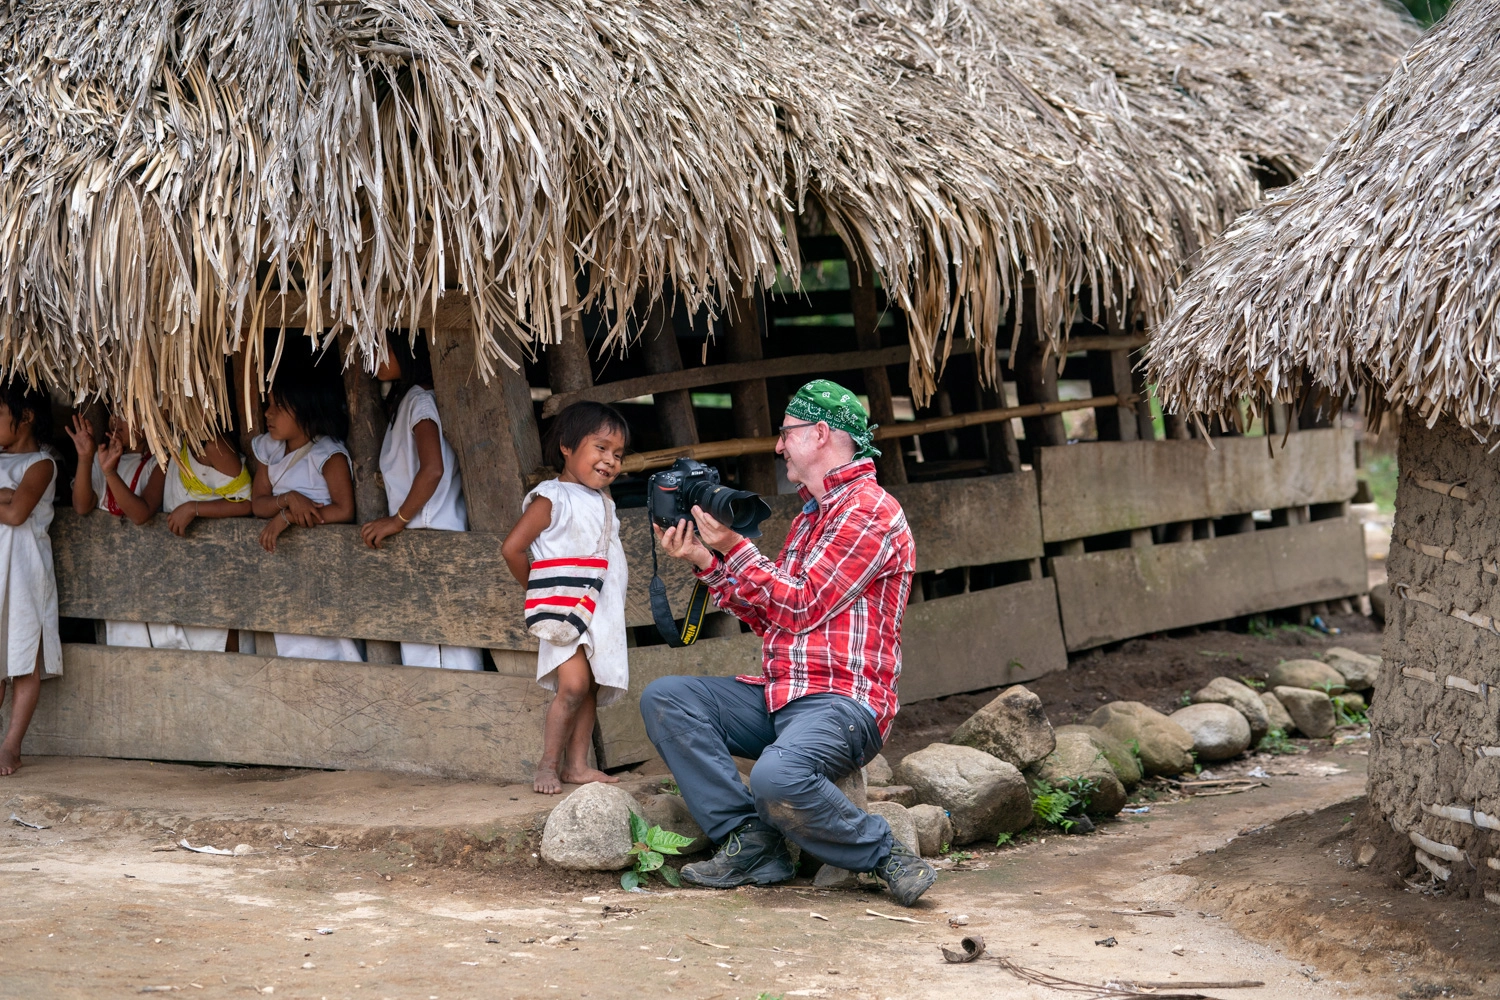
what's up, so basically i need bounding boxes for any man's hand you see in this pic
[691,506,746,556]
[655,518,714,572]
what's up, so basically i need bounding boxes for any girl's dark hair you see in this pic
[269,377,349,442]
[382,333,435,425]
[0,379,53,443]
[543,401,630,471]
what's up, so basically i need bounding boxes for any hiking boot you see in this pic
[874,839,936,906]
[680,822,795,889]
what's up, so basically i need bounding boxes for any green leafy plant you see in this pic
[1331,695,1369,727]
[1259,728,1298,755]
[1248,615,1274,638]
[756,993,786,1000]
[1179,689,1193,707]
[659,779,680,796]
[620,813,695,890]
[1126,738,1146,777]
[1029,778,1098,832]
[995,832,1013,847]
[946,850,974,863]
[1238,676,1266,690]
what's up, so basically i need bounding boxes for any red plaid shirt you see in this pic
[695,459,914,738]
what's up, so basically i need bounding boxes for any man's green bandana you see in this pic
[784,379,881,459]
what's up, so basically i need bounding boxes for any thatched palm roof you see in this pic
[1151,0,1496,432]
[0,0,1416,450]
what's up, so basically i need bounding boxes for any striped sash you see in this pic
[525,491,614,645]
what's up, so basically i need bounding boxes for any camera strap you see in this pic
[649,528,711,647]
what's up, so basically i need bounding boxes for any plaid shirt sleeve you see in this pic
[695,552,771,635]
[712,507,897,635]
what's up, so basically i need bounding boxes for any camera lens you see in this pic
[687,481,772,537]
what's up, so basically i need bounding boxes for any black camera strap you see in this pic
[649,528,711,647]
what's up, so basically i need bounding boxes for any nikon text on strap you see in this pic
[649,528,711,647]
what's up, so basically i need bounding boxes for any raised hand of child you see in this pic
[279,490,325,528]
[98,429,125,475]
[66,415,97,460]
[259,510,290,553]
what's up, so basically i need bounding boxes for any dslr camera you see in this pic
[647,458,772,538]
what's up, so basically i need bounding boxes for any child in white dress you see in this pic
[360,336,482,671]
[250,379,362,662]
[502,402,631,794]
[0,383,60,776]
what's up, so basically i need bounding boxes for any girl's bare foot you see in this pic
[0,748,21,776]
[533,767,563,794]
[558,765,618,785]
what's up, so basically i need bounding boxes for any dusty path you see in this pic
[7,742,1488,999]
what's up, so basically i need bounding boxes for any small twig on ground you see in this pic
[809,912,830,921]
[866,908,924,924]
[1125,982,1263,990]
[686,935,730,949]
[1110,909,1175,917]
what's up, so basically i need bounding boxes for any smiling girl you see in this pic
[502,402,630,794]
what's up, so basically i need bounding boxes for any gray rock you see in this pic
[636,792,708,854]
[1323,647,1380,691]
[868,801,920,854]
[1026,731,1128,816]
[1191,677,1270,744]
[908,804,954,857]
[813,864,859,888]
[1273,686,1336,739]
[868,785,917,807]
[1168,703,1252,761]
[834,768,868,810]
[1086,702,1195,777]
[1056,724,1142,789]
[1267,659,1347,695]
[1336,690,1368,715]
[1260,692,1296,735]
[950,685,1056,769]
[539,783,644,871]
[894,743,1033,844]
[865,754,895,787]
[1369,582,1388,623]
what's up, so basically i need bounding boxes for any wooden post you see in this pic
[850,258,906,485]
[338,331,389,523]
[1162,412,1192,440]
[725,291,778,495]
[548,316,594,396]
[428,301,543,533]
[1087,349,1138,442]
[1012,298,1067,454]
[640,296,699,448]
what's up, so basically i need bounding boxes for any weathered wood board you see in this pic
[55,472,1044,645]
[898,578,1068,703]
[596,576,1068,768]
[1051,518,1368,651]
[13,644,552,784]
[1037,429,1356,541]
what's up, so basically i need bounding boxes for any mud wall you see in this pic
[1370,414,1500,901]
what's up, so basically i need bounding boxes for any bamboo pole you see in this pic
[618,393,1139,474]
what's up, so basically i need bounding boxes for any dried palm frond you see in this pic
[1149,0,1497,435]
[0,0,1416,453]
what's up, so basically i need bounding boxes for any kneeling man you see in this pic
[643,380,934,906]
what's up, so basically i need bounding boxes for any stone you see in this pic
[1369,582,1388,623]
[1273,686,1337,739]
[868,785,917,807]
[1191,677,1270,744]
[1026,731,1128,816]
[908,804,954,857]
[894,743,1033,844]
[950,685,1056,769]
[813,864,859,889]
[1260,691,1295,735]
[865,754,895,787]
[1168,703,1252,761]
[636,793,708,854]
[1336,690,1368,715]
[1085,702,1195,777]
[1267,659,1347,695]
[835,767,868,810]
[1323,647,1381,691]
[1056,724,1142,789]
[868,801,921,854]
[539,783,644,871]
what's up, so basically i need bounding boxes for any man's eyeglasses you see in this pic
[776,420,819,440]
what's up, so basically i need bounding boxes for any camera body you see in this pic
[647,458,772,539]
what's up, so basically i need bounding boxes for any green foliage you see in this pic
[1248,615,1274,638]
[1398,0,1450,28]
[1259,728,1298,755]
[995,832,1013,847]
[756,993,786,1000]
[1331,696,1369,727]
[1179,689,1193,707]
[1029,777,1098,832]
[1126,738,1146,776]
[946,850,973,863]
[1238,676,1265,690]
[620,812,695,890]
[659,779,680,797]
[1363,452,1398,513]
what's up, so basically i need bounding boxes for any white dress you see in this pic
[251,433,363,663]
[0,452,60,678]
[523,479,628,706]
[380,387,482,671]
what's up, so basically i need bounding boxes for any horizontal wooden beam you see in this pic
[618,393,1138,473]
[1063,334,1149,354]
[541,345,912,417]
